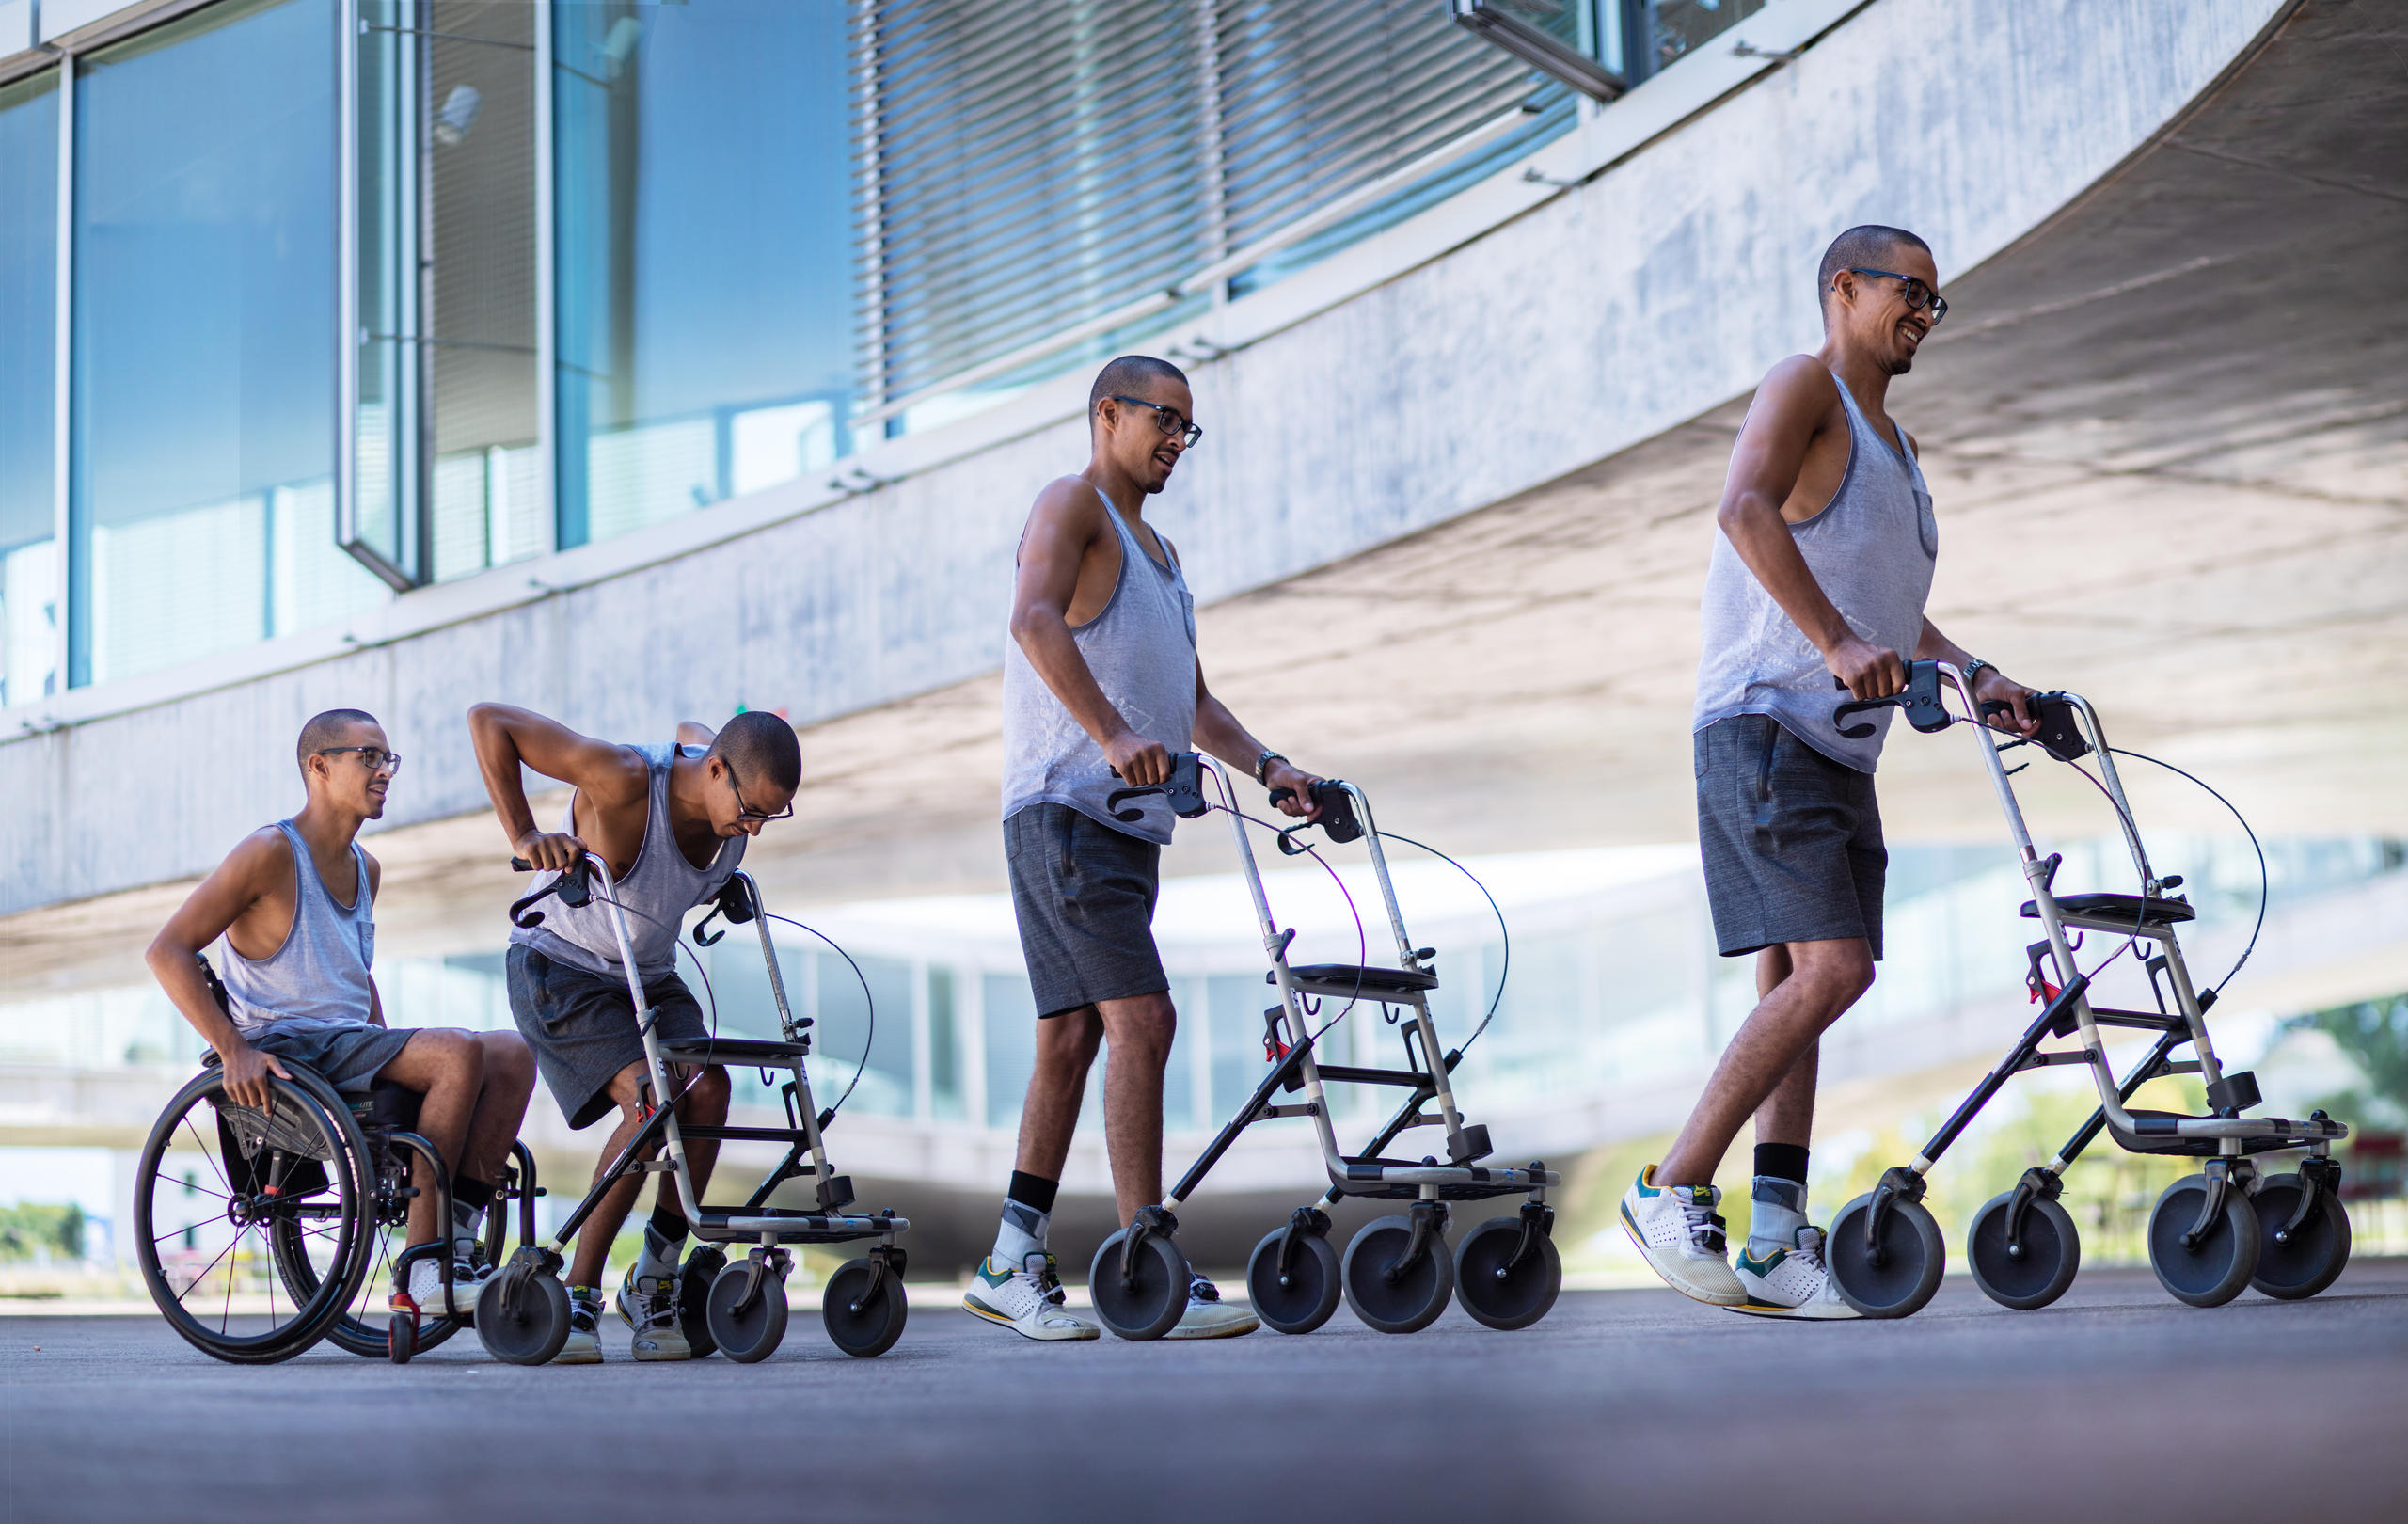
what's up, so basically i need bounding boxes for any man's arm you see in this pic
[144,833,292,1109]
[1008,480,1170,786]
[1914,619,2039,734]
[364,850,387,1028]
[1717,357,1905,702]
[1193,661,1321,819]
[466,703,648,871]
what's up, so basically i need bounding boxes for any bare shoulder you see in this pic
[1031,474,1105,528]
[1758,354,1841,412]
[215,826,294,897]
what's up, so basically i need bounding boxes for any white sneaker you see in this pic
[618,1267,692,1360]
[404,1252,493,1317]
[1733,1226,1861,1319]
[1620,1166,1748,1306]
[554,1290,603,1364]
[962,1252,1100,1341]
[1164,1275,1259,1340]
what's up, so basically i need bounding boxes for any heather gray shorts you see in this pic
[240,1017,418,1099]
[1005,803,1167,1020]
[1695,715,1886,960]
[507,945,707,1130]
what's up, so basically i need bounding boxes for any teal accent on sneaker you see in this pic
[1737,1245,1787,1278]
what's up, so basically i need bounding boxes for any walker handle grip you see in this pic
[507,855,592,927]
[1830,660,1951,738]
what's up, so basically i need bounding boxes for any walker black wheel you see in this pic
[1827,1191,1945,1319]
[678,1245,727,1358]
[1451,1216,1562,1331]
[387,1302,418,1364]
[2247,1174,2350,1301]
[1966,1191,2082,1311]
[706,1256,791,1363]
[822,1257,910,1357]
[2147,1174,2261,1308]
[474,1261,572,1366]
[1246,1225,1341,1335]
[1088,1228,1189,1341]
[1341,1214,1455,1334]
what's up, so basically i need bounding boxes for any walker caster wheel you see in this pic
[1089,1221,1189,1341]
[2147,1174,2261,1308]
[1341,1214,1454,1334]
[706,1253,791,1363]
[1246,1221,1340,1335]
[822,1255,909,1357]
[386,1300,419,1365]
[1966,1190,2081,1310]
[1451,1215,1561,1331]
[475,1262,571,1366]
[1828,1190,1945,1319]
[2247,1174,2349,1301]
[678,1245,727,1358]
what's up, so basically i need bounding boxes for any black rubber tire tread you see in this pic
[299,1225,466,1359]
[707,1261,791,1363]
[1245,1226,1342,1336]
[387,1307,416,1364]
[1088,1229,1190,1341]
[1965,1191,2082,1311]
[1340,1214,1456,1334]
[821,1258,910,1357]
[1450,1216,1562,1331]
[1827,1192,1946,1319]
[680,1245,728,1358]
[2147,1175,2262,1308]
[2247,1174,2351,1301]
[475,1267,572,1365]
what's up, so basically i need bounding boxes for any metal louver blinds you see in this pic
[854,0,1567,422]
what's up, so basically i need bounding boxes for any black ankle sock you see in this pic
[1006,1170,1059,1217]
[648,1200,689,1242]
[452,1176,494,1212]
[1753,1143,1810,1187]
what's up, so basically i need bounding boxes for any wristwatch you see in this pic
[1254,750,1286,785]
[1960,657,1994,688]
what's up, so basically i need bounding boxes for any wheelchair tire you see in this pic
[135,1068,373,1364]
[1965,1191,2082,1311]
[1451,1215,1562,1332]
[706,1258,790,1364]
[2147,1174,2261,1308]
[821,1257,909,1358]
[388,1304,417,1365]
[475,1264,572,1366]
[1827,1191,1945,1319]
[1245,1224,1341,1336]
[1341,1214,1455,1334]
[679,1245,728,1359]
[2248,1174,2352,1301]
[1088,1228,1189,1341]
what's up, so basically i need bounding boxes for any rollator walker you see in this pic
[473,854,911,1362]
[1819,661,2352,1317]
[1085,754,1563,1339]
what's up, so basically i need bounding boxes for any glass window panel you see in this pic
[552,0,854,548]
[928,967,964,1120]
[0,70,58,709]
[982,974,1038,1131]
[69,0,387,689]
[1206,973,1272,1122]
[349,0,418,581]
[816,951,915,1118]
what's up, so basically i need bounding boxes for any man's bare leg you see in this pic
[1015,1008,1106,1183]
[1659,937,1870,1187]
[456,1031,537,1196]
[378,1029,485,1249]
[567,1061,662,1289]
[1094,992,1175,1226]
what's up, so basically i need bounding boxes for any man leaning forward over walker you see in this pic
[1624,227,2042,1317]
[468,702,800,1362]
[964,355,1325,1341]
[147,709,536,1318]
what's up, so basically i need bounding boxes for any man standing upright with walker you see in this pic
[964,355,1323,1342]
[1623,227,2042,1316]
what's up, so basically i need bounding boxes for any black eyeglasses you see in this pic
[723,759,793,824]
[1845,268,1947,323]
[317,745,402,775]
[1107,395,1202,449]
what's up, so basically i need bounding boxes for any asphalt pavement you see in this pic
[7,1261,2404,1524]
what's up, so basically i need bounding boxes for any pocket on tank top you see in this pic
[1914,484,1938,559]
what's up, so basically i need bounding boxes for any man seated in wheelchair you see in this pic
[146,708,536,1316]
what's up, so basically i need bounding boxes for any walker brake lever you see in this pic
[507,855,592,928]
[1831,661,1950,738]
[1104,751,1208,820]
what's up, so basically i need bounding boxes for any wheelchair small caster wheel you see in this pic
[679,1245,727,1358]
[1246,1221,1340,1335]
[822,1255,910,1357]
[2147,1174,2261,1308]
[1089,1218,1189,1341]
[475,1263,571,1366]
[706,1252,792,1364]
[1451,1215,1561,1331]
[387,1299,419,1365]
[1828,1191,1945,1318]
[2247,1173,2351,1301]
[1966,1191,2081,1310]
[1341,1214,1454,1334]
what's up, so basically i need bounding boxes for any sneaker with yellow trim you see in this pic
[1733,1226,1861,1319]
[1620,1166,1748,1306]
[963,1252,1100,1341]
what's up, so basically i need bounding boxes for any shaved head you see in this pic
[1089,355,1187,413]
[707,710,800,793]
[296,708,379,773]
[1817,224,1931,320]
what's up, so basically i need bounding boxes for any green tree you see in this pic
[2292,992,2408,1112]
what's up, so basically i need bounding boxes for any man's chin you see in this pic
[364,800,387,819]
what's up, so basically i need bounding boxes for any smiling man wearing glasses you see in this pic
[1621,225,2044,1318]
[467,702,800,1361]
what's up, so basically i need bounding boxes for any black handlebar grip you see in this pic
[510,857,533,871]
[1268,786,1296,809]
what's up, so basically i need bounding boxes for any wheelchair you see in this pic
[133,955,541,1365]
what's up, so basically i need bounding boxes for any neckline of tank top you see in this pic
[282,818,366,914]
[1093,483,1176,576]
[1828,366,1916,468]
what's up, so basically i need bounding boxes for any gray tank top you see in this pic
[1001,485,1198,845]
[510,743,745,977]
[219,820,376,1034]
[1692,371,1939,771]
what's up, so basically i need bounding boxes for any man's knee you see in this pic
[1791,941,1875,1010]
[407,1026,484,1088]
[681,1065,731,1116]
[1034,1010,1104,1073]
[1100,992,1176,1067]
[479,1032,534,1088]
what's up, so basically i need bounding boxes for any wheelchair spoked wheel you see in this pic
[821,1256,910,1358]
[1340,1214,1455,1334]
[706,1253,792,1364]
[2147,1174,2262,1308]
[1965,1191,2082,1311]
[2247,1174,2352,1301]
[1088,1228,1190,1341]
[134,1070,372,1363]
[1827,1192,1945,1319]
[1450,1215,1562,1332]
[1245,1225,1341,1335]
